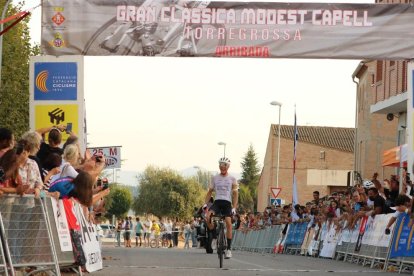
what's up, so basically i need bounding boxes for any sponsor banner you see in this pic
[34,104,78,142]
[72,202,103,272]
[34,62,77,101]
[51,197,73,252]
[361,214,394,247]
[87,146,122,169]
[29,56,86,152]
[390,213,414,258]
[320,223,340,258]
[285,222,307,245]
[41,1,414,59]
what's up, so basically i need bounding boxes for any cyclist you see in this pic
[204,157,238,259]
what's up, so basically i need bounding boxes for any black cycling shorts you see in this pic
[209,200,232,217]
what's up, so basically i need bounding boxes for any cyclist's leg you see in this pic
[225,216,233,250]
[206,209,215,230]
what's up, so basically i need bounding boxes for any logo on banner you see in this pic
[51,32,65,48]
[35,70,49,92]
[34,62,77,100]
[52,12,65,26]
[35,104,78,142]
[48,108,65,125]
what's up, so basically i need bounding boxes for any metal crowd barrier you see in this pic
[42,197,81,274]
[232,217,414,274]
[0,213,9,276]
[0,195,62,276]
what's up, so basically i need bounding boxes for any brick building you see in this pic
[353,60,406,180]
[257,125,354,211]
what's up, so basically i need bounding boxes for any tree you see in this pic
[240,144,261,211]
[105,185,133,219]
[0,1,40,137]
[133,166,205,220]
[238,185,254,213]
[195,169,213,190]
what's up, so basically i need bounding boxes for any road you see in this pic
[94,245,398,276]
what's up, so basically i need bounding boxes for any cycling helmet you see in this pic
[218,157,231,165]
[363,180,374,189]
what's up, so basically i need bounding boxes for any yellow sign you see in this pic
[35,104,78,142]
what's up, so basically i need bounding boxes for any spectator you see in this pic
[183,221,191,249]
[123,216,132,248]
[164,218,173,248]
[116,219,123,247]
[36,126,65,171]
[135,217,143,247]
[385,194,411,235]
[48,170,95,206]
[0,128,14,158]
[328,200,341,218]
[312,191,320,205]
[0,149,25,195]
[21,131,43,181]
[367,187,394,217]
[151,220,161,248]
[143,217,152,247]
[16,139,43,197]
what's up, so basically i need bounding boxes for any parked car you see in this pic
[99,224,115,238]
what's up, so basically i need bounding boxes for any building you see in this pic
[353,60,406,180]
[257,125,354,211]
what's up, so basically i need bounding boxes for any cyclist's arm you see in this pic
[232,180,239,209]
[204,176,214,205]
[205,188,214,205]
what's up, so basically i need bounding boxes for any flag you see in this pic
[292,108,299,206]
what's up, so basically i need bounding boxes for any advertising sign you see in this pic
[72,203,103,272]
[34,62,77,101]
[50,198,72,252]
[87,146,122,169]
[41,1,414,59]
[390,213,414,258]
[29,56,86,152]
[34,104,78,142]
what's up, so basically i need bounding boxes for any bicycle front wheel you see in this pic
[218,226,225,268]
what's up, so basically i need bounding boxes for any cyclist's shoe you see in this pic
[225,249,232,259]
[211,239,217,250]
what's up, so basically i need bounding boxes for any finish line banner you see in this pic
[41,1,414,59]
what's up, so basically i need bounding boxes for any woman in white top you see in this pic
[50,144,80,183]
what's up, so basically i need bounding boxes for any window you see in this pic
[376,61,383,82]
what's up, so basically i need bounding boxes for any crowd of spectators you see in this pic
[234,172,414,235]
[0,126,110,224]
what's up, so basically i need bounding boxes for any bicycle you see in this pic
[82,0,226,56]
[209,214,227,268]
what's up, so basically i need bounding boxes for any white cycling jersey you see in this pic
[209,174,238,202]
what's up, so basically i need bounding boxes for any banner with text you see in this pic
[29,56,87,153]
[41,1,414,59]
[72,202,103,272]
[87,146,122,169]
[51,198,73,252]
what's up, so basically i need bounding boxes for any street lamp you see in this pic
[218,141,226,157]
[270,101,282,188]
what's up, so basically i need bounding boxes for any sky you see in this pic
[20,0,374,185]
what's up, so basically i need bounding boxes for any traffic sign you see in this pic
[270,187,282,198]
[270,198,282,206]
